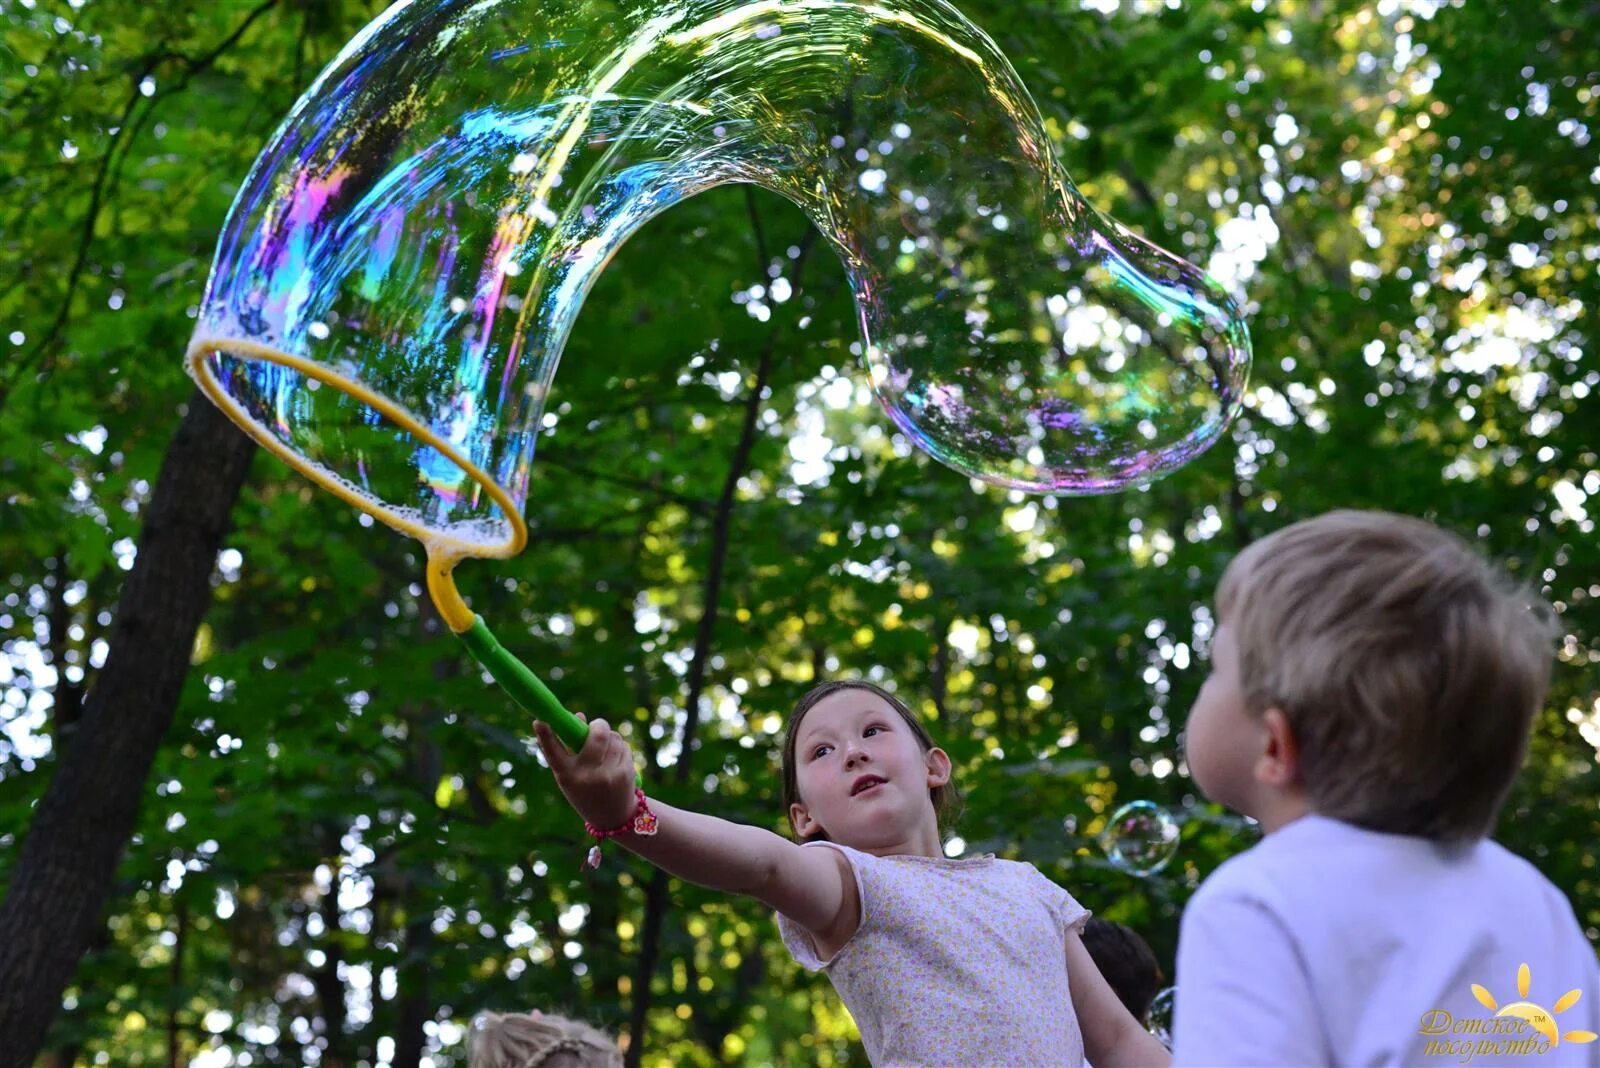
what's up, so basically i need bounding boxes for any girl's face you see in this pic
[788,688,950,852]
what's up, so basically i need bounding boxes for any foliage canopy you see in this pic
[1,0,1596,1065]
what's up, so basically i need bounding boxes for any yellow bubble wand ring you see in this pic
[186,334,598,754]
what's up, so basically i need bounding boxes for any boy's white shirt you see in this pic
[1174,813,1600,1067]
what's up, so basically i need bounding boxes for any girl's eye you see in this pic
[812,745,833,760]
[864,725,883,737]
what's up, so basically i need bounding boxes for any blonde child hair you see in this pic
[468,1011,622,1068]
[1215,508,1556,840]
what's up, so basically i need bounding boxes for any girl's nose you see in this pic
[843,743,869,768]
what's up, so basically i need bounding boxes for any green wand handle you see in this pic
[458,615,588,753]
[454,612,643,787]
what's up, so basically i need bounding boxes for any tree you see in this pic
[1,1,1595,1065]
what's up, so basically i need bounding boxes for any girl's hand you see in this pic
[533,713,638,831]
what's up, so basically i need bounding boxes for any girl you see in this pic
[534,679,1167,1066]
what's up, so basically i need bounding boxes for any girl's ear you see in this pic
[789,801,823,840]
[925,746,952,788]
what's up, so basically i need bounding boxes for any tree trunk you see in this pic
[624,870,671,1068]
[313,851,350,1068]
[167,900,189,1068]
[0,393,256,1068]
[392,912,434,1068]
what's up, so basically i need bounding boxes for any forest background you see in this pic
[1,0,1597,1065]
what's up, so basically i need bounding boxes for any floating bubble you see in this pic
[1100,800,1180,876]
[1061,814,1078,836]
[188,0,1251,558]
[1146,985,1176,1047]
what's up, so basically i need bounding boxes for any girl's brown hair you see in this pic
[779,680,962,842]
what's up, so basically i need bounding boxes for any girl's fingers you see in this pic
[532,721,568,772]
[583,718,610,761]
[537,713,634,786]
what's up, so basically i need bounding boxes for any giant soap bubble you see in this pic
[186,0,1251,562]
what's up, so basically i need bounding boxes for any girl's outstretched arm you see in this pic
[533,716,859,946]
[1066,929,1172,1067]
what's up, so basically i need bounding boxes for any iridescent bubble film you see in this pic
[1100,799,1180,877]
[1146,985,1176,1047]
[188,0,1251,555]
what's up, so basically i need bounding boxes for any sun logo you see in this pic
[1471,964,1598,1047]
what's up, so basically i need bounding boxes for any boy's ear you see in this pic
[1255,707,1300,788]
[789,802,822,840]
[925,746,952,788]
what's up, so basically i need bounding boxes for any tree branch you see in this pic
[0,0,284,418]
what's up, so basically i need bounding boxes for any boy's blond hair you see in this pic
[1216,509,1556,842]
[468,1011,623,1068]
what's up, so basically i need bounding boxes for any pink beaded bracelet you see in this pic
[581,786,658,870]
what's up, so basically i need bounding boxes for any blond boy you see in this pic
[1175,510,1599,1065]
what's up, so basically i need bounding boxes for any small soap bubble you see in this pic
[1146,986,1176,1047]
[1061,815,1077,835]
[1101,800,1179,876]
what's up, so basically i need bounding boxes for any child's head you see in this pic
[1184,509,1556,842]
[780,680,961,849]
[1080,917,1164,1022]
[468,1011,622,1068]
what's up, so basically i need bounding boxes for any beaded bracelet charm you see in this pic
[582,787,659,870]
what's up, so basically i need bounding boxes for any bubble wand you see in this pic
[185,336,593,754]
